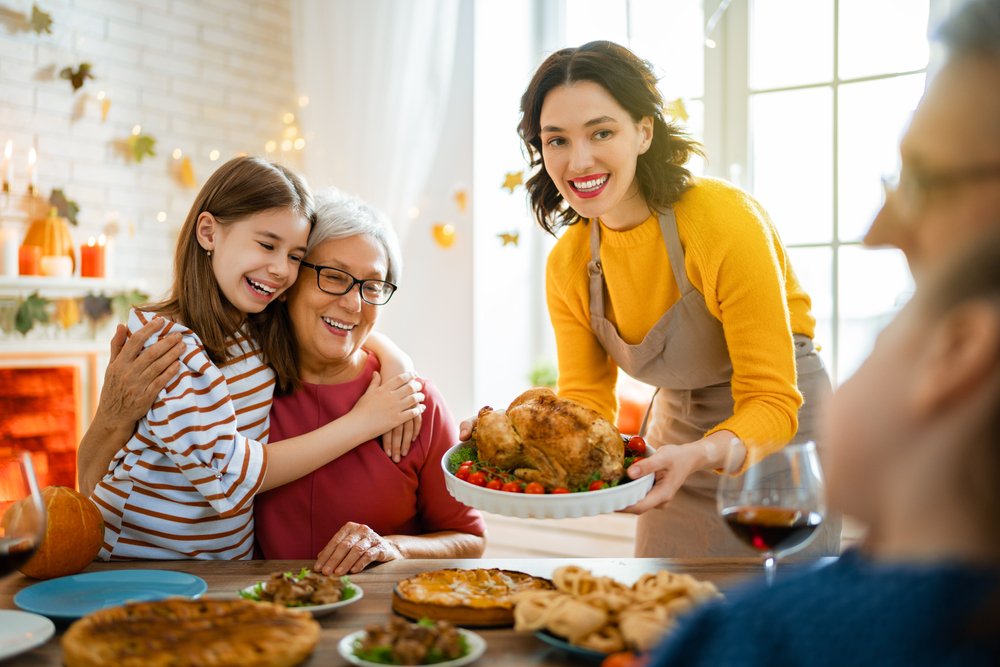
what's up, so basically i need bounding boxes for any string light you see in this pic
[131,124,141,135]
[171,148,182,160]
[704,0,733,49]
[208,149,220,161]
[293,138,305,150]
[156,211,167,222]
[265,140,277,153]
[297,95,309,108]
[282,112,295,125]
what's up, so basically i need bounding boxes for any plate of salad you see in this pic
[239,567,362,618]
[338,617,485,666]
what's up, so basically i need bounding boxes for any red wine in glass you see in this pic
[717,441,826,585]
[721,506,823,554]
[0,452,46,579]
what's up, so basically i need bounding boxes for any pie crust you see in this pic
[392,568,554,627]
[61,598,320,667]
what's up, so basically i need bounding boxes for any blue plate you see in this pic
[534,630,608,662]
[14,569,207,620]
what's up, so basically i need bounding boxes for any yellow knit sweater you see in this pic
[545,177,815,451]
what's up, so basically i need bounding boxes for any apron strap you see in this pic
[587,220,607,319]
[658,209,694,294]
[638,387,660,438]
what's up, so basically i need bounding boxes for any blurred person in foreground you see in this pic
[647,230,1000,667]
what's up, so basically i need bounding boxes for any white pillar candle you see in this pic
[0,227,19,277]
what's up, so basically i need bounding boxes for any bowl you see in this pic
[338,627,486,666]
[440,442,654,519]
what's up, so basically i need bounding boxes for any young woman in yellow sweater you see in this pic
[515,41,840,556]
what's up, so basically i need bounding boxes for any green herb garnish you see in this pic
[448,443,478,472]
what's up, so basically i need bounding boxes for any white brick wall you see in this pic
[0,0,298,298]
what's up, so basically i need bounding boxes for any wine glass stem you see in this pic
[764,553,776,586]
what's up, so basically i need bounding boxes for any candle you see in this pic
[27,147,36,196]
[0,227,18,276]
[2,140,11,194]
[80,236,106,278]
[40,255,72,277]
[19,245,41,276]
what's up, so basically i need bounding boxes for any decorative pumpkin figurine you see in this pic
[1,486,104,579]
[22,207,76,273]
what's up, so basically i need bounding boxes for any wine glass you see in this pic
[717,441,826,585]
[0,452,46,578]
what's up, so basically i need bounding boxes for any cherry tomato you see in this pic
[551,487,570,494]
[455,465,472,481]
[524,482,545,494]
[501,481,523,493]
[588,480,607,491]
[461,460,474,467]
[626,436,647,456]
[468,471,488,487]
[486,478,503,491]
[601,652,641,667]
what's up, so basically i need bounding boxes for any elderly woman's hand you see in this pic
[314,521,403,575]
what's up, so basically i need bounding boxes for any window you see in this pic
[559,0,930,384]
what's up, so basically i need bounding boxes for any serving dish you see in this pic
[441,442,654,519]
[337,627,486,667]
[238,569,362,618]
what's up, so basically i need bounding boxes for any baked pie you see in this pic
[392,568,553,627]
[61,598,320,667]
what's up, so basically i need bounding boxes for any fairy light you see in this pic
[297,95,309,108]
[171,148,183,160]
[208,149,220,161]
[131,124,141,135]
[264,140,277,153]
[704,0,733,48]
[282,112,295,125]
[156,211,167,222]
[293,138,305,150]
[280,139,292,152]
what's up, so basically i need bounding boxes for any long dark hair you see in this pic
[148,155,313,393]
[518,40,703,234]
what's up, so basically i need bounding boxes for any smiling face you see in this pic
[198,207,309,315]
[539,81,653,230]
[286,234,388,381]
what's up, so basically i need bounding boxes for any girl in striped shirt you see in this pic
[91,156,424,560]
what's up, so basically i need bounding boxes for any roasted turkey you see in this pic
[472,388,624,489]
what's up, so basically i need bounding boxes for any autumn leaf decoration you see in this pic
[14,292,51,335]
[49,188,80,225]
[29,4,53,34]
[126,133,156,162]
[60,62,94,92]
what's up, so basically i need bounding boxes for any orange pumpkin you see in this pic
[22,207,76,273]
[1,486,104,579]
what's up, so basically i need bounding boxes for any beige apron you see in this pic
[586,210,842,557]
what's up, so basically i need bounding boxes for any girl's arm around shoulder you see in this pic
[260,370,425,491]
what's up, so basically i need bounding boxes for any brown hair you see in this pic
[148,155,313,393]
[518,40,703,235]
[923,230,1000,635]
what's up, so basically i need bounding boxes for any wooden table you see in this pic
[0,557,825,665]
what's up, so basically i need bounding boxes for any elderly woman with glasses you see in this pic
[78,189,486,573]
[253,190,486,573]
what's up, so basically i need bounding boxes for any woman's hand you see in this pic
[314,521,403,575]
[458,417,474,441]
[354,371,426,437]
[621,431,741,514]
[100,318,185,423]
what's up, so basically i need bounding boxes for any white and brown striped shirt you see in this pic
[93,309,273,560]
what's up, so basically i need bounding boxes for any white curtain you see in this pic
[292,0,460,242]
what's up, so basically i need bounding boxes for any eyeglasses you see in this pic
[882,162,1000,221]
[300,261,398,305]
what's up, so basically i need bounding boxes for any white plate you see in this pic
[0,610,55,661]
[441,442,655,519]
[238,580,363,618]
[338,628,486,667]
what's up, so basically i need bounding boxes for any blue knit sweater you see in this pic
[649,550,1000,667]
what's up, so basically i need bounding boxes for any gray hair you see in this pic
[307,189,403,285]
[937,0,1000,59]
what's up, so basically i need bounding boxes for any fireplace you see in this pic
[0,347,104,490]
